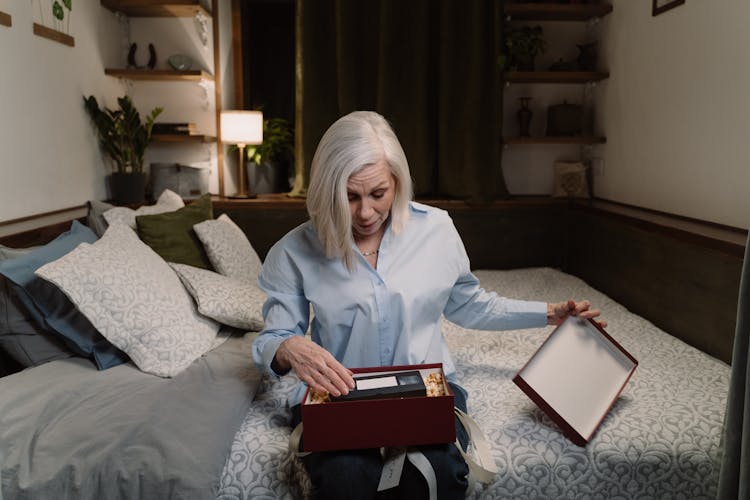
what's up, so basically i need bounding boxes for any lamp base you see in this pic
[227,192,257,199]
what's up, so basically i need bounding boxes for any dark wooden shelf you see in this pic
[0,10,11,27]
[105,68,213,82]
[504,3,612,21]
[505,71,609,84]
[100,0,210,18]
[152,134,216,143]
[504,136,606,145]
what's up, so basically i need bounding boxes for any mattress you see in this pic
[217,267,730,499]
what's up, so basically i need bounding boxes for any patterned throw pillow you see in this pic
[193,214,262,282]
[102,189,185,229]
[35,223,220,378]
[170,263,265,331]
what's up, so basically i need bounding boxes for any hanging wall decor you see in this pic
[0,10,11,27]
[652,0,685,16]
[31,0,74,46]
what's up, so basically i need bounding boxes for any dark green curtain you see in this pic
[292,0,506,201]
[717,234,750,499]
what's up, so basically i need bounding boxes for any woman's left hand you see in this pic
[547,300,607,328]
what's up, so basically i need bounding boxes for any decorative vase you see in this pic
[517,97,533,137]
[110,172,146,205]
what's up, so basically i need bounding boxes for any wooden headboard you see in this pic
[1,198,745,364]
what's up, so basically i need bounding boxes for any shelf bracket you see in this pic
[194,11,209,48]
[198,80,212,110]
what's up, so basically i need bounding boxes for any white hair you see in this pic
[307,111,413,270]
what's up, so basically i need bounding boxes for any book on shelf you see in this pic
[152,122,197,135]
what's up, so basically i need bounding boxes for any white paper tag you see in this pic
[357,375,398,390]
[377,447,406,491]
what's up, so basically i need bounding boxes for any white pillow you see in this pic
[102,189,185,229]
[35,223,220,377]
[193,214,262,282]
[170,263,265,331]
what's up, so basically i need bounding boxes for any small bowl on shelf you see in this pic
[168,54,193,71]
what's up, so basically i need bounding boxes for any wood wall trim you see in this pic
[0,205,86,228]
[231,0,243,109]
[212,0,225,197]
[577,198,746,258]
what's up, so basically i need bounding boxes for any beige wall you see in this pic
[2,1,747,231]
[0,1,121,223]
[598,0,750,229]
[0,1,233,230]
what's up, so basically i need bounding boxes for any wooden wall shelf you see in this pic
[504,136,606,146]
[33,23,74,47]
[105,68,213,81]
[505,71,609,84]
[101,0,210,18]
[152,134,216,143]
[504,3,613,22]
[0,10,11,27]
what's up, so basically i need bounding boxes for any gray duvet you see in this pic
[0,332,260,500]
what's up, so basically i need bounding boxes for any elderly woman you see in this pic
[252,111,603,499]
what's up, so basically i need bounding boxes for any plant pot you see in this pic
[110,172,146,205]
[511,54,536,71]
[246,161,291,194]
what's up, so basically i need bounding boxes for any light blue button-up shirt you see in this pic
[252,202,547,404]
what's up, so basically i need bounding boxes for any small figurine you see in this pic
[126,42,157,70]
[576,41,598,71]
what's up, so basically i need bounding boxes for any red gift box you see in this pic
[513,316,638,446]
[301,363,455,452]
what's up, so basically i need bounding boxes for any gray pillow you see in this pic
[0,277,73,368]
[86,200,115,237]
[0,245,72,370]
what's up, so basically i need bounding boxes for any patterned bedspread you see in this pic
[217,268,730,499]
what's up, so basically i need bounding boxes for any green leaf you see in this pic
[53,1,64,20]
[83,95,163,173]
[63,0,72,11]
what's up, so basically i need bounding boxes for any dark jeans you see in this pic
[290,383,470,500]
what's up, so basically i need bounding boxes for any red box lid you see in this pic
[513,316,638,446]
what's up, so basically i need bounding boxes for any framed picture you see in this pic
[652,0,685,16]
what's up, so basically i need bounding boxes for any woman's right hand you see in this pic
[274,336,355,397]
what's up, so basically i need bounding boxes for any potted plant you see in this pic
[503,25,547,71]
[83,95,163,204]
[245,117,294,194]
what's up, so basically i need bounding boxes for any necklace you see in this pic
[361,249,379,257]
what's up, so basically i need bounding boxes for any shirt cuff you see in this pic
[253,334,290,376]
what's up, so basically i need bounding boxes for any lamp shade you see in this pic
[220,110,263,145]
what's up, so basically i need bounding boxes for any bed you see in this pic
[0,199,731,499]
[216,268,730,500]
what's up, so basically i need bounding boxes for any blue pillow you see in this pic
[0,221,128,369]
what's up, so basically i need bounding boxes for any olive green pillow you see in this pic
[135,194,214,269]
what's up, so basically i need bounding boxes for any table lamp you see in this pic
[221,110,263,198]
